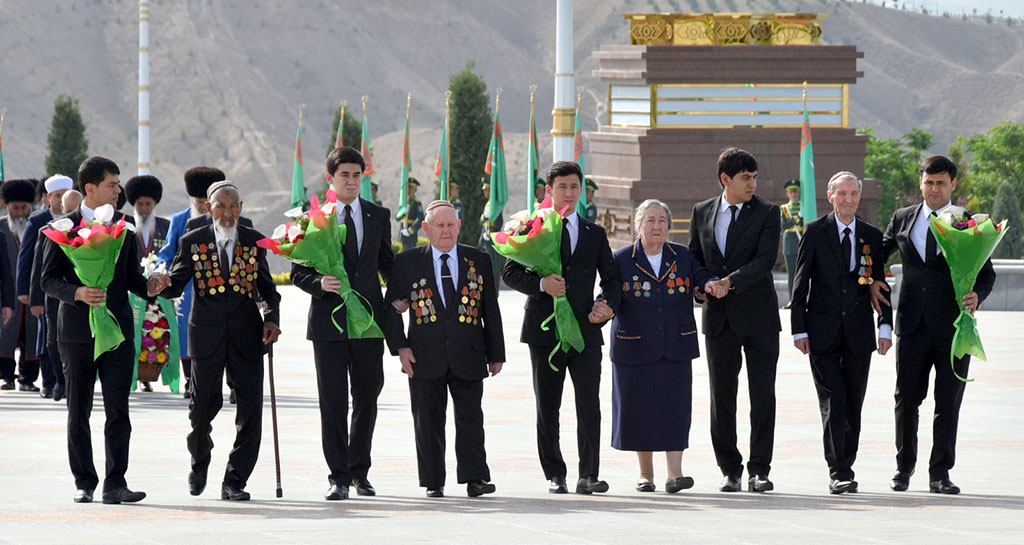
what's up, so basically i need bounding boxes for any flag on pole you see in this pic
[799,92,817,221]
[398,94,412,221]
[360,97,375,200]
[334,101,346,149]
[527,89,540,214]
[574,93,587,217]
[435,97,450,201]
[484,101,508,225]
[290,106,306,208]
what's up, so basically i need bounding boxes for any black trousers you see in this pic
[704,324,779,477]
[529,343,602,480]
[59,339,134,493]
[312,339,384,485]
[809,340,872,481]
[0,308,40,384]
[408,369,489,488]
[895,331,969,480]
[42,301,65,390]
[189,346,264,488]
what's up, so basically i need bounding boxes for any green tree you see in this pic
[325,104,363,157]
[966,121,1024,212]
[991,181,1024,258]
[860,127,932,225]
[45,94,89,179]
[447,62,492,244]
[947,134,973,206]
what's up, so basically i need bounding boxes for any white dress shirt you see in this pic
[337,197,364,253]
[645,249,663,276]
[431,245,459,308]
[214,227,236,265]
[80,202,97,222]
[911,202,952,261]
[715,194,744,256]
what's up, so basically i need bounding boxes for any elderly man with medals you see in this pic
[152,180,281,501]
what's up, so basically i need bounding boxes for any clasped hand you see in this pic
[147,273,171,296]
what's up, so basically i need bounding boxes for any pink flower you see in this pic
[142,337,156,349]
[142,320,155,330]
[147,351,158,363]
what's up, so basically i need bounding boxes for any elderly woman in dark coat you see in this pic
[608,199,728,493]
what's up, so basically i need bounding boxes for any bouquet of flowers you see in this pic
[930,206,1008,382]
[257,189,383,339]
[493,198,584,371]
[42,204,135,359]
[130,253,181,392]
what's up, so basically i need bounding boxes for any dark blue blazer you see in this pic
[17,208,52,298]
[608,241,716,366]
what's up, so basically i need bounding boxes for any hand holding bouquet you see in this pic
[258,190,383,339]
[42,204,135,359]
[930,206,1007,382]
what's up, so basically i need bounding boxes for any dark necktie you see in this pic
[343,204,358,269]
[724,205,739,253]
[925,211,937,261]
[440,253,456,310]
[560,219,571,265]
[840,226,852,272]
[219,239,231,276]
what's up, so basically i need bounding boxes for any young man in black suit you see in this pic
[384,200,504,498]
[688,147,782,493]
[291,146,394,500]
[503,161,621,495]
[791,171,894,494]
[40,157,157,504]
[154,181,281,501]
[872,156,996,495]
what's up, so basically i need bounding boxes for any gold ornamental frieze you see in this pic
[625,13,827,46]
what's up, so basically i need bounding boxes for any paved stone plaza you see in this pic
[1,286,1022,544]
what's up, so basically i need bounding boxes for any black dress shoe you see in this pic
[635,480,656,493]
[221,483,250,501]
[352,478,376,496]
[18,382,40,392]
[929,477,961,495]
[229,388,237,404]
[829,479,856,494]
[52,384,65,401]
[40,387,53,399]
[141,382,153,392]
[848,480,859,493]
[183,379,191,399]
[719,474,741,492]
[425,487,444,498]
[748,474,774,492]
[890,470,912,492]
[324,483,349,500]
[575,476,609,494]
[188,470,207,496]
[0,379,14,390]
[467,479,496,497]
[73,489,94,503]
[665,476,695,494]
[102,487,146,504]
[548,476,568,494]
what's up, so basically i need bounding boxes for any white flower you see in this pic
[937,211,956,225]
[124,221,137,233]
[287,224,302,242]
[321,202,337,216]
[272,224,288,241]
[93,204,114,225]
[972,213,990,224]
[50,218,75,233]
[283,207,304,218]
[77,227,92,240]
[946,205,967,218]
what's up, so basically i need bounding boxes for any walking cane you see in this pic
[267,343,283,498]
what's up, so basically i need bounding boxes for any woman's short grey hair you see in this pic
[633,199,673,239]
[827,171,862,194]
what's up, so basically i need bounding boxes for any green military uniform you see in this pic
[479,195,505,281]
[584,178,599,223]
[397,197,424,251]
[781,179,804,297]
[371,182,383,207]
[451,192,465,242]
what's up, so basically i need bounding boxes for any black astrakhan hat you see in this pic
[125,175,163,205]
[183,167,226,198]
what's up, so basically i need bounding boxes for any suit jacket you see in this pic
[0,231,12,310]
[688,193,782,337]
[185,214,254,232]
[17,208,52,298]
[608,241,716,366]
[131,216,170,258]
[291,198,395,341]
[162,224,280,361]
[383,244,505,381]
[40,208,150,344]
[790,212,892,353]
[880,203,996,337]
[502,214,621,347]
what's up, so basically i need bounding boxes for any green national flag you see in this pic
[484,110,509,225]
[398,105,412,220]
[527,102,539,214]
[435,113,449,200]
[573,98,587,217]
[334,103,345,149]
[799,107,817,221]
[291,109,306,208]
[360,111,375,200]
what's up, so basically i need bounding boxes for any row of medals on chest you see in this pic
[411,261,484,325]
[624,265,689,298]
[191,243,258,296]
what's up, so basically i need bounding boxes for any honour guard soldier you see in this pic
[478,180,504,281]
[533,178,546,210]
[384,200,504,498]
[155,180,281,501]
[396,177,424,251]
[781,179,803,305]
[371,181,383,207]
[584,178,599,222]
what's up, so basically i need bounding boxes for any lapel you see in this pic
[660,243,678,282]
[723,197,753,261]
[825,212,847,272]
[904,203,927,266]
[358,198,375,260]
[419,245,446,316]
[632,240,658,281]
[708,197,726,262]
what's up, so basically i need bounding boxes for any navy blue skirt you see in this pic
[611,357,692,452]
